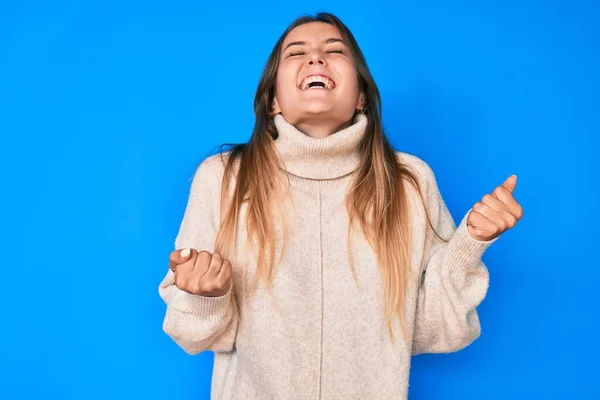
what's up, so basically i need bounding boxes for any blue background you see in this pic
[1,0,598,399]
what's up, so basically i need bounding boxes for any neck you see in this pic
[292,117,355,139]
[273,113,368,180]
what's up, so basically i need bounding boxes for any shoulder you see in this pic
[189,150,240,195]
[394,150,437,188]
[195,150,239,177]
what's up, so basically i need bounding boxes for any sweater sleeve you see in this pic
[158,156,239,355]
[411,160,498,356]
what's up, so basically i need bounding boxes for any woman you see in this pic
[158,12,523,399]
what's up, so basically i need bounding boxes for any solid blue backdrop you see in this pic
[1,0,598,399]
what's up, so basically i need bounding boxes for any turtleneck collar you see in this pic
[273,113,368,180]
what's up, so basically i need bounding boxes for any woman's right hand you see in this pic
[169,249,232,297]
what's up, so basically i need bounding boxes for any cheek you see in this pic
[275,74,297,104]
[334,60,360,92]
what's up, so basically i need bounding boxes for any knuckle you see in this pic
[197,253,211,266]
[499,220,507,231]
[173,278,182,289]
[493,187,503,196]
[174,274,183,285]
[517,206,524,219]
[177,279,190,291]
[203,281,215,292]
[215,278,226,289]
[187,282,198,293]
[199,250,211,259]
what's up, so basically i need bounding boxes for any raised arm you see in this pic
[158,156,239,354]
[411,158,498,355]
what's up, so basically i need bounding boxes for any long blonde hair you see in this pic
[214,13,446,342]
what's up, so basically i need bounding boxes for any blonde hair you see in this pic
[213,13,447,342]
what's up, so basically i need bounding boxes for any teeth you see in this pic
[301,75,334,90]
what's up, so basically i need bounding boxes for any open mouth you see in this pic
[299,74,335,90]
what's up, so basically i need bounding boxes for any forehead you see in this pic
[283,22,343,45]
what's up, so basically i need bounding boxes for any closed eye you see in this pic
[287,49,344,58]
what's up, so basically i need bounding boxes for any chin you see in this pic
[304,109,334,117]
[302,102,335,116]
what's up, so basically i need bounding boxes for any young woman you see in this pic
[158,12,523,399]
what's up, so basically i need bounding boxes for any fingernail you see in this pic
[181,248,190,258]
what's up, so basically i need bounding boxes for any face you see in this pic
[272,22,364,129]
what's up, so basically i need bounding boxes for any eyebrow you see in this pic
[283,38,346,52]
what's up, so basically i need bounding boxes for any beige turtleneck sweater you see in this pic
[158,114,497,399]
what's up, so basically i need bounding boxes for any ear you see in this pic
[271,96,282,116]
[355,93,365,111]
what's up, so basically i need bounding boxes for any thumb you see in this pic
[180,248,192,261]
[169,248,193,272]
[169,249,191,272]
[502,174,517,194]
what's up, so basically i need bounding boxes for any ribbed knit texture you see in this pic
[273,113,367,180]
[158,114,498,399]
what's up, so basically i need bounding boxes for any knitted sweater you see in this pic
[158,113,497,399]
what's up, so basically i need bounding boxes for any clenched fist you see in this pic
[169,248,232,297]
[467,174,524,241]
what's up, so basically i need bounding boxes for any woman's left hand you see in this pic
[467,175,524,241]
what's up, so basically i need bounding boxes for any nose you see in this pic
[307,51,326,66]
